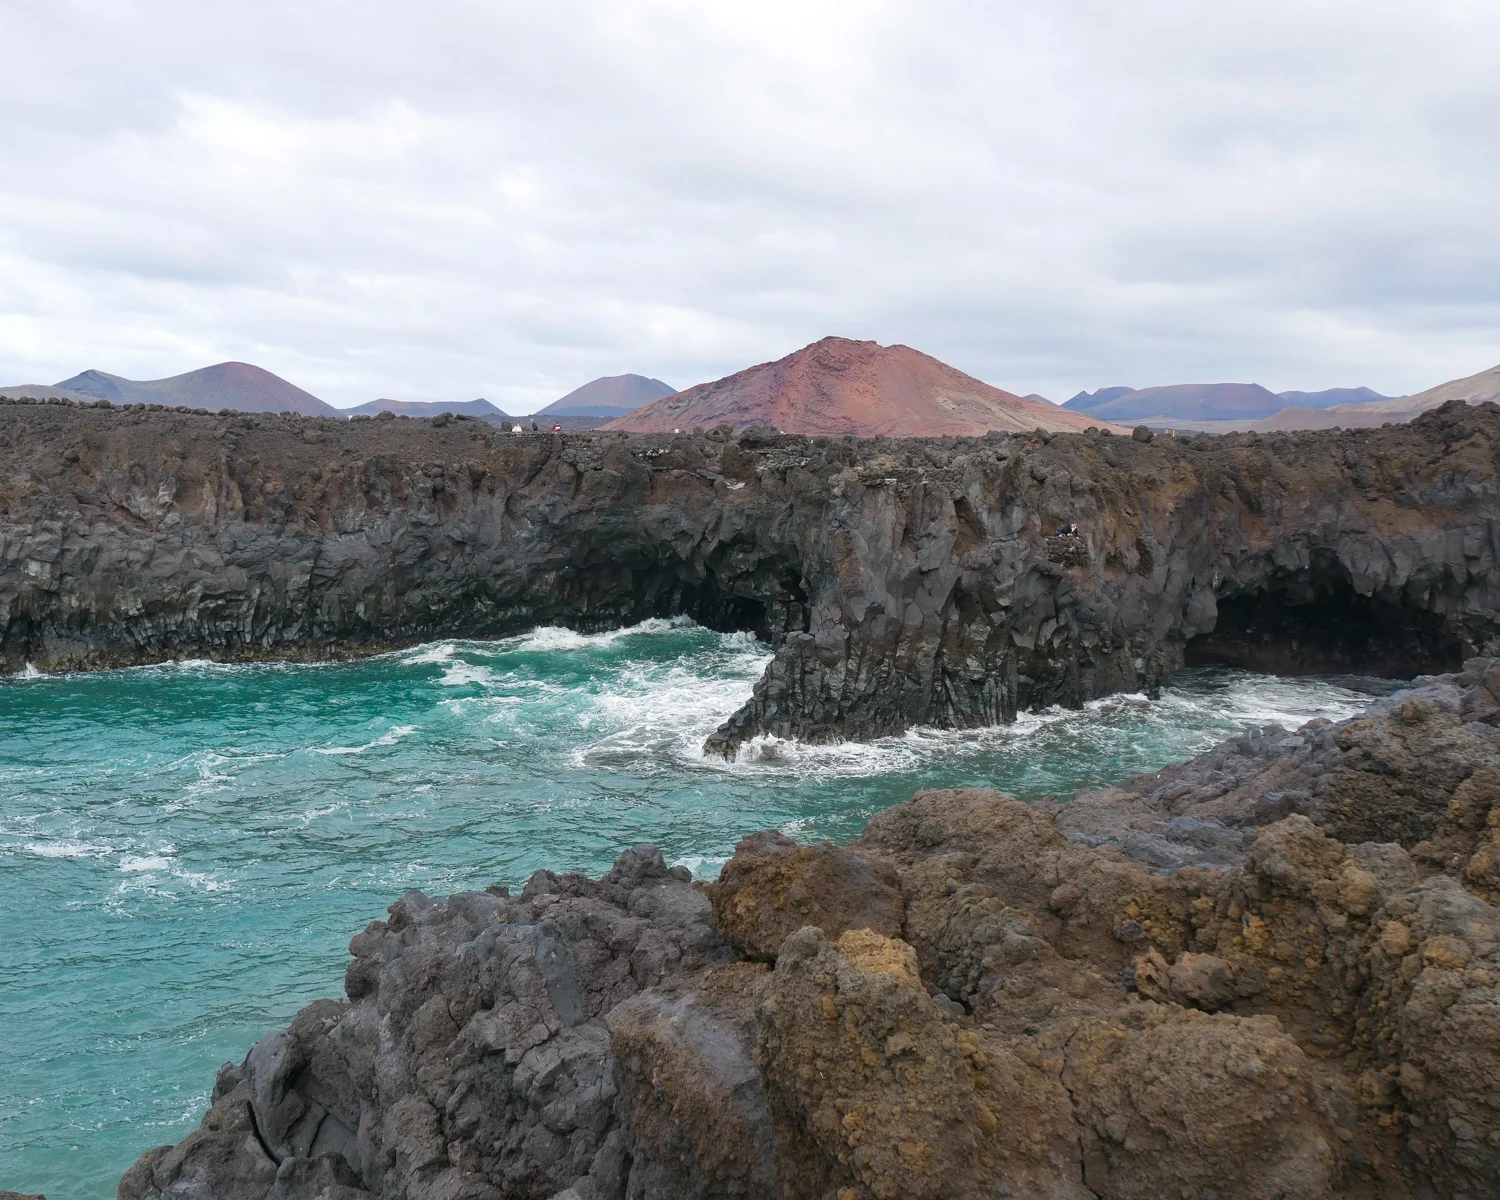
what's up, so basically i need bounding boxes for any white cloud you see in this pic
[0,0,1496,410]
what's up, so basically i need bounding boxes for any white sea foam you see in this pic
[18,662,45,680]
[576,654,771,768]
[297,801,345,824]
[120,854,173,872]
[171,868,230,892]
[672,854,728,880]
[439,662,495,687]
[15,838,113,860]
[399,642,460,666]
[505,616,697,654]
[675,672,1379,783]
[553,634,1380,783]
[314,725,418,756]
[391,619,704,666]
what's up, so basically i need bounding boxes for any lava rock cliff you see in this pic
[3,396,1499,755]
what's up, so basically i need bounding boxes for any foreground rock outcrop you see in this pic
[123,663,1500,1199]
[4,394,1500,754]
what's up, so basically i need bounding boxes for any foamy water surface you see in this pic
[0,619,1382,1197]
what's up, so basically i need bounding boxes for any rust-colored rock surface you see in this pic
[604,336,1113,437]
[757,927,1088,1200]
[708,831,904,960]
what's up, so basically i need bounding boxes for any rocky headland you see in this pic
[115,660,1500,1198]
[4,394,1500,756]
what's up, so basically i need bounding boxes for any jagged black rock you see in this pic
[3,397,1498,755]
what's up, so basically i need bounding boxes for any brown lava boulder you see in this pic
[709,831,904,960]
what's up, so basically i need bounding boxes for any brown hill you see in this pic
[52,363,338,417]
[604,337,1112,437]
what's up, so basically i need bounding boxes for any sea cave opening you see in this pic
[543,546,808,646]
[1184,570,1465,679]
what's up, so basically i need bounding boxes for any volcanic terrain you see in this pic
[43,363,339,417]
[605,337,1112,436]
[2,393,1500,1197]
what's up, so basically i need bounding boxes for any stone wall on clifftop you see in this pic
[2,397,1499,753]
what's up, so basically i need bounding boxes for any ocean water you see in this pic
[0,619,1382,1198]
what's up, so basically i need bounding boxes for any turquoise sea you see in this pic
[0,619,1381,1198]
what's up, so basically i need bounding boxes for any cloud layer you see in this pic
[2,0,1497,410]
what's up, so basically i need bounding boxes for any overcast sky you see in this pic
[2,1,1497,412]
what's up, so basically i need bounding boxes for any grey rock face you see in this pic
[120,844,737,1200]
[4,397,1500,756]
[1052,656,1500,872]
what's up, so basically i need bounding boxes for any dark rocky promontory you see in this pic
[119,661,1500,1198]
[3,396,1500,754]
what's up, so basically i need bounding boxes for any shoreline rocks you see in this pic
[2,397,1500,753]
[122,662,1500,1198]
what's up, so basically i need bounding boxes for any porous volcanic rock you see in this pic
[124,663,1500,1198]
[4,396,1500,755]
[708,832,903,961]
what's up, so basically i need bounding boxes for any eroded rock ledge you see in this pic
[3,397,1500,752]
[123,661,1500,1199]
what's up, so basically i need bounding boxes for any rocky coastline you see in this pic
[112,660,1500,1198]
[3,394,1499,1195]
[4,395,1500,754]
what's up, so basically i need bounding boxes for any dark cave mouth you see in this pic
[549,554,809,646]
[1185,582,1466,679]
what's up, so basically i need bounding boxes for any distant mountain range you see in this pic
[5,354,1497,438]
[606,337,1114,437]
[343,397,512,420]
[36,363,341,416]
[1058,366,1500,433]
[1063,382,1391,423]
[0,365,672,429]
[1244,364,1500,432]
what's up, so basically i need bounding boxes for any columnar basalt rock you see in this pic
[124,664,1500,1199]
[3,397,1500,754]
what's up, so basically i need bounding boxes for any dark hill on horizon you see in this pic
[1066,382,1393,423]
[342,397,512,420]
[1277,386,1388,408]
[51,363,338,417]
[1064,386,1136,410]
[538,374,674,419]
[605,337,1114,437]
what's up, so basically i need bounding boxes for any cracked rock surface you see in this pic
[124,662,1500,1199]
[4,397,1500,752]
